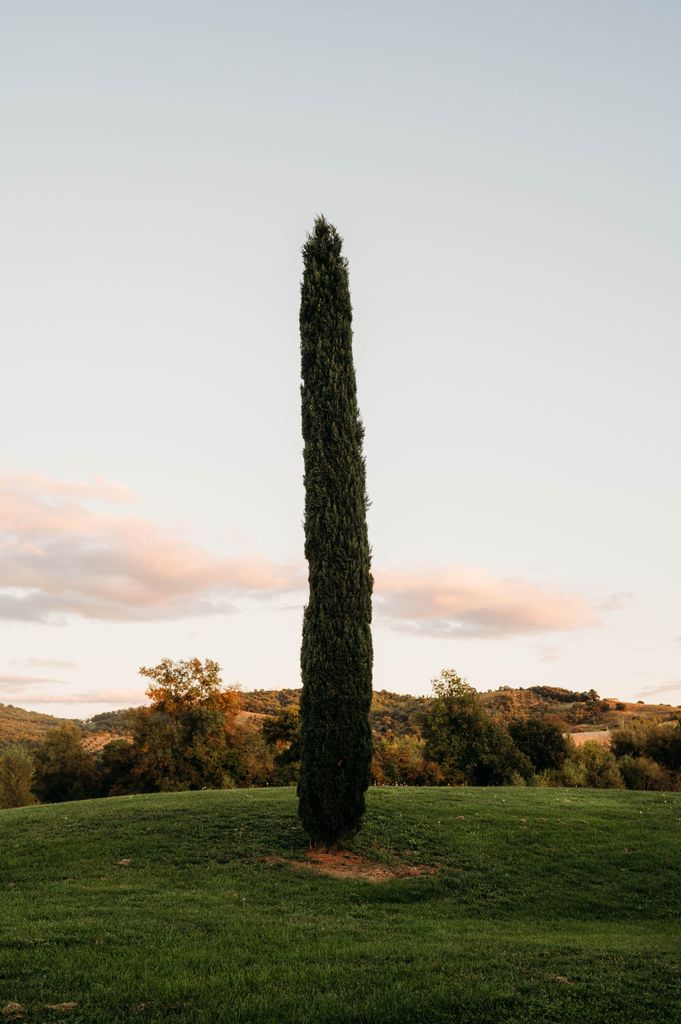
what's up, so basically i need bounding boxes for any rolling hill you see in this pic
[1,787,679,1022]
[1,685,678,748]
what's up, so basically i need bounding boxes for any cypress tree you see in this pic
[297,216,373,847]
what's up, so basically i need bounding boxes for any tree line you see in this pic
[1,660,679,810]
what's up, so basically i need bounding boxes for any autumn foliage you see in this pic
[131,658,241,791]
[2,665,681,808]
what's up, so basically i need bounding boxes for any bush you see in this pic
[612,718,681,771]
[646,720,681,771]
[99,739,138,796]
[228,728,276,787]
[558,759,588,788]
[261,709,301,783]
[0,744,36,808]
[618,754,674,792]
[33,724,100,803]
[575,742,624,789]
[508,718,568,772]
[423,670,533,786]
[372,734,443,786]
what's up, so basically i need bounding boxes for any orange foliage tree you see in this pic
[131,658,240,792]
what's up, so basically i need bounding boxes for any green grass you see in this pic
[1,787,679,1023]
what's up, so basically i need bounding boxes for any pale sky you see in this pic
[2,1,681,717]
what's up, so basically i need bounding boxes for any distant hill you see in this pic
[481,686,680,733]
[0,703,79,746]
[241,685,680,736]
[1,685,678,748]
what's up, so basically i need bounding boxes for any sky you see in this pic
[2,0,681,717]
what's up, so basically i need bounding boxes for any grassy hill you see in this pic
[1,787,679,1023]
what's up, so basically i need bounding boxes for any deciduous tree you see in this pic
[33,723,100,803]
[132,658,240,791]
[508,717,568,772]
[0,744,36,808]
[423,670,532,785]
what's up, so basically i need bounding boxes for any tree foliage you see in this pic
[423,670,533,785]
[0,744,36,808]
[262,708,301,782]
[33,723,100,803]
[372,734,444,786]
[298,216,373,846]
[508,717,568,772]
[131,658,240,792]
[573,741,624,789]
[612,717,681,771]
[617,754,673,791]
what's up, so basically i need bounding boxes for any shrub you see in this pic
[646,720,681,771]
[558,759,588,788]
[228,728,276,787]
[423,670,533,786]
[262,709,301,783]
[372,734,443,786]
[575,742,624,789]
[612,718,681,770]
[98,739,138,796]
[508,718,568,772]
[618,755,674,792]
[33,724,100,803]
[0,744,36,808]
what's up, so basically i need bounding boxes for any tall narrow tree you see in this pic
[298,216,373,847]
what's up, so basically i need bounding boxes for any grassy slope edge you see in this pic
[1,788,680,1024]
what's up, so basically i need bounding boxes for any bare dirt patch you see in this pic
[1,1004,24,1021]
[264,850,438,882]
[568,730,610,747]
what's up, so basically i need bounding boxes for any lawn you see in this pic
[1,787,679,1023]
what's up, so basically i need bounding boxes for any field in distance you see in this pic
[2,787,679,1023]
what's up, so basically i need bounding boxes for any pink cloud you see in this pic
[0,471,135,505]
[0,472,602,638]
[0,473,303,623]
[11,657,77,670]
[374,566,598,639]
[0,673,69,687]
[14,688,144,706]
[536,645,561,663]
[639,680,681,699]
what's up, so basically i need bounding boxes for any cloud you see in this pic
[11,657,77,670]
[0,473,304,623]
[0,472,603,639]
[0,472,135,504]
[0,673,69,687]
[536,645,561,663]
[12,688,144,706]
[0,675,72,707]
[374,567,598,639]
[638,680,681,699]
[598,592,633,611]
